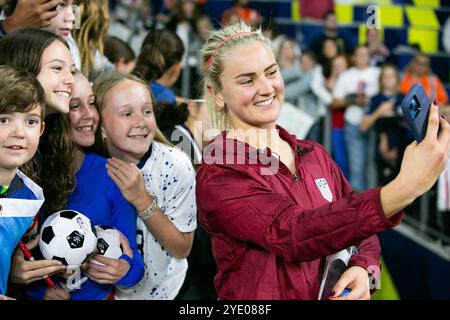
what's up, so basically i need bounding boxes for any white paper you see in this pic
[318,246,358,300]
[277,102,315,139]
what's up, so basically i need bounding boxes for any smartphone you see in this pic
[401,83,431,143]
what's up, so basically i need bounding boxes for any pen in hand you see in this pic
[17,240,58,289]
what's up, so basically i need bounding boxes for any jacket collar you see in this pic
[202,125,313,166]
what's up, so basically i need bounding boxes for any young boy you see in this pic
[0,65,46,296]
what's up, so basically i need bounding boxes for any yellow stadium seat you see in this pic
[335,4,353,25]
[359,25,367,45]
[412,0,440,8]
[349,0,392,4]
[405,7,440,29]
[373,0,393,4]
[379,6,404,28]
[291,0,301,22]
[408,28,438,53]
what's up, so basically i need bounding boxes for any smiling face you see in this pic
[101,80,156,163]
[69,74,99,148]
[0,105,44,176]
[36,40,76,115]
[211,41,284,131]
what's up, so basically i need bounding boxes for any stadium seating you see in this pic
[203,0,450,97]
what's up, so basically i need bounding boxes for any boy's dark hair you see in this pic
[0,65,46,118]
[104,36,136,64]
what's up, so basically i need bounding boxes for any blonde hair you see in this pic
[200,22,272,131]
[73,0,110,79]
[92,72,171,157]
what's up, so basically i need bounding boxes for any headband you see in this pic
[205,31,255,77]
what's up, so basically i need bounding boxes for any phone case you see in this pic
[400,83,431,143]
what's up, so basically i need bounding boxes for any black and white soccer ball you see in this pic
[39,210,98,266]
[94,225,124,263]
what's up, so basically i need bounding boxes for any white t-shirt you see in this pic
[333,66,380,125]
[115,142,197,300]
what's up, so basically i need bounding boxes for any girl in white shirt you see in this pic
[92,72,197,299]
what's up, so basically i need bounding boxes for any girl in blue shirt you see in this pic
[360,64,411,185]
[28,72,144,300]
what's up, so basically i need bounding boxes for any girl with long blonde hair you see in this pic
[93,72,196,300]
[73,0,113,80]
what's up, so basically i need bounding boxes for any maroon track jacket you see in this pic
[196,126,403,300]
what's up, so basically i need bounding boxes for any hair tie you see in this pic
[205,31,255,77]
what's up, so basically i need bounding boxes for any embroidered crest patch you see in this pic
[315,178,333,202]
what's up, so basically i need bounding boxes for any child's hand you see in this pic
[375,100,395,118]
[84,235,133,284]
[43,285,71,300]
[10,235,66,285]
[355,93,369,107]
[106,157,148,207]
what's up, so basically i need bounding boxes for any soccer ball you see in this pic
[94,225,124,262]
[39,210,98,266]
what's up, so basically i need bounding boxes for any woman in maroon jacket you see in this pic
[196,22,450,300]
